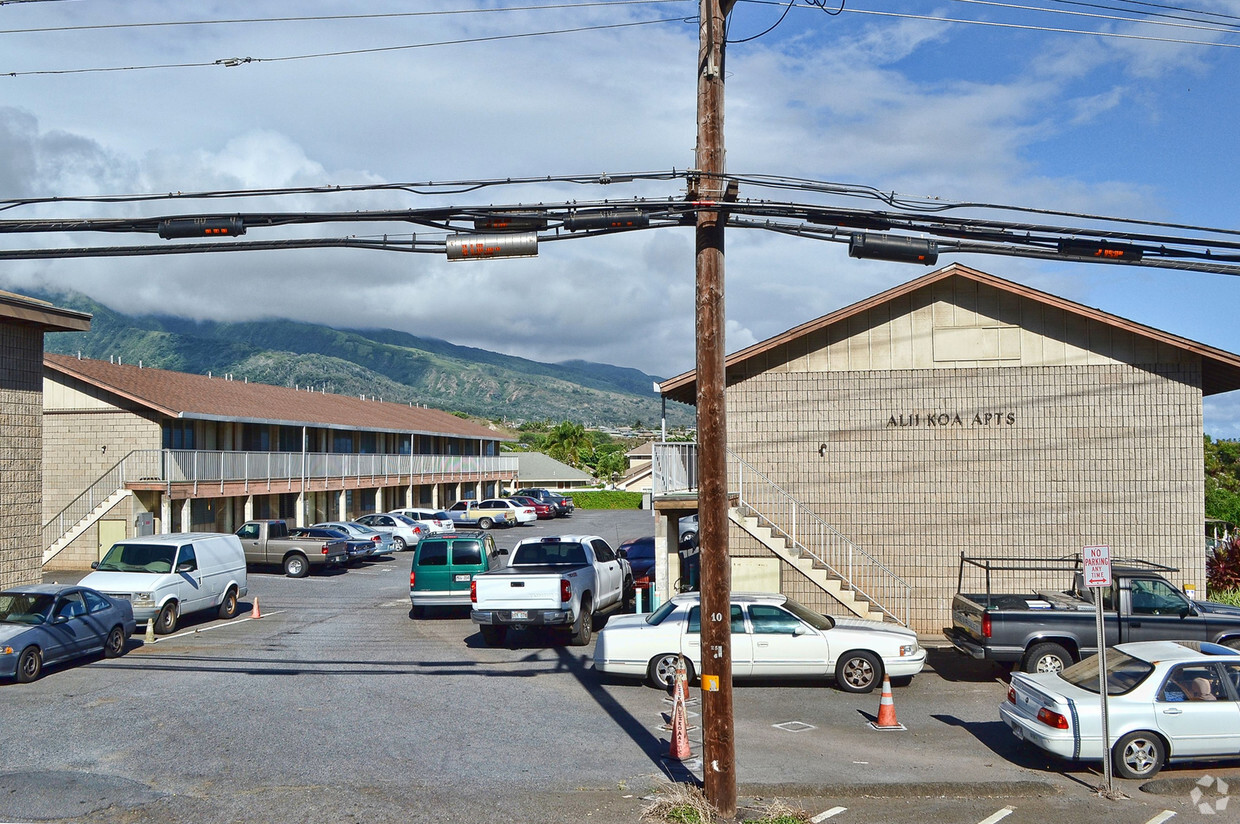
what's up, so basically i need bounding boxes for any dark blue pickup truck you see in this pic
[944,554,1240,673]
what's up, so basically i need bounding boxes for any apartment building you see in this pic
[42,354,516,570]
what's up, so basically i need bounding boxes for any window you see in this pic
[176,545,198,572]
[162,421,195,449]
[1061,650,1154,695]
[1130,578,1189,616]
[592,540,616,562]
[749,604,804,634]
[418,541,448,566]
[82,589,109,613]
[686,605,746,634]
[1159,664,1225,702]
[237,523,259,540]
[55,591,87,620]
[452,541,482,566]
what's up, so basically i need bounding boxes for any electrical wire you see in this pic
[3,15,694,77]
[0,1,693,36]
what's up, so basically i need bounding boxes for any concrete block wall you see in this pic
[726,363,1205,633]
[0,325,44,588]
[42,409,161,521]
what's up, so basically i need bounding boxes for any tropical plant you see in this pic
[543,420,591,468]
[1207,537,1240,594]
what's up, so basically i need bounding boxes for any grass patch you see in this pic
[1206,588,1240,607]
[642,783,811,824]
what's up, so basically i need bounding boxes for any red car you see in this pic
[507,495,554,519]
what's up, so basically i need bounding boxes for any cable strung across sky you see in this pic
[2,170,1238,273]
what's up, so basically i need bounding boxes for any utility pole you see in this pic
[695,0,736,817]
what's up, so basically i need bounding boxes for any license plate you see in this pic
[511,610,528,620]
[1011,724,1023,740]
[454,574,471,582]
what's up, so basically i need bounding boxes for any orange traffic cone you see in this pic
[868,673,906,731]
[250,597,262,620]
[674,655,690,702]
[669,684,692,760]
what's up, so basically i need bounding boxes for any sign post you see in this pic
[1083,544,1114,797]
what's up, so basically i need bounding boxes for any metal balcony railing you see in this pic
[43,449,518,550]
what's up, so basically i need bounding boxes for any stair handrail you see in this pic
[729,452,912,626]
[41,451,136,550]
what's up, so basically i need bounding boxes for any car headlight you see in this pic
[131,593,154,607]
[1,646,13,655]
[899,643,918,656]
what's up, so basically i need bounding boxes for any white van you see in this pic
[79,532,248,635]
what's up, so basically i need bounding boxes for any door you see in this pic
[1125,578,1210,643]
[415,539,451,598]
[1154,663,1240,756]
[747,603,830,678]
[174,544,207,613]
[47,591,91,659]
[448,539,484,598]
[589,539,624,606]
[98,520,126,563]
[685,604,753,678]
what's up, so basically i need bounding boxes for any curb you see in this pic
[736,780,1058,800]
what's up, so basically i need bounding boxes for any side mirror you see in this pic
[90,561,100,570]
[617,548,628,559]
[52,614,70,624]
[792,625,809,636]
[498,547,509,555]
[176,561,195,573]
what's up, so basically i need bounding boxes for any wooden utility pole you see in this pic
[695,0,736,816]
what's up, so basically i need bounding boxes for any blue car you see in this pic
[1,584,136,683]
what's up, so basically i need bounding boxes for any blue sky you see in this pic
[2,1,1239,433]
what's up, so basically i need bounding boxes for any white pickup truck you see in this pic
[470,535,634,646]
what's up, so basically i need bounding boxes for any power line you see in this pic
[2,15,693,76]
[0,1,691,36]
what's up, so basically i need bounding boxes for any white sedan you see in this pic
[478,498,537,525]
[1001,639,1240,779]
[592,592,925,692]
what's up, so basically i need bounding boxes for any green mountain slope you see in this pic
[32,289,694,428]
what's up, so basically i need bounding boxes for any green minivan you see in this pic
[409,531,504,616]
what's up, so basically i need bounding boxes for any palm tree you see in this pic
[544,420,590,468]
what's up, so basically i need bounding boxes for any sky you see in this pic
[3,0,1240,433]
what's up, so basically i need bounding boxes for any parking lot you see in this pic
[5,510,1238,823]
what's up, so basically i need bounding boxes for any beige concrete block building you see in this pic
[652,264,1240,633]
[42,355,517,571]
[0,292,91,589]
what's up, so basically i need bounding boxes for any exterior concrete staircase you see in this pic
[43,488,132,565]
[729,507,888,622]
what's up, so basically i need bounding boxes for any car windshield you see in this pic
[95,542,177,573]
[780,597,835,631]
[0,593,55,625]
[1060,650,1155,695]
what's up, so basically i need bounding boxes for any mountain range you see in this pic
[25,288,695,429]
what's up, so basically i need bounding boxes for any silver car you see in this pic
[355,513,424,552]
[311,522,393,557]
[1001,639,1240,779]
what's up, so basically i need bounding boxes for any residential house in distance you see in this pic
[507,451,592,493]
[652,264,1240,633]
[615,440,654,493]
[42,354,516,571]
[0,293,91,588]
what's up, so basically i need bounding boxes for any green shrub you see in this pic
[569,490,644,510]
[1207,588,1240,607]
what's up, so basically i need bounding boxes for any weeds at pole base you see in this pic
[641,782,811,824]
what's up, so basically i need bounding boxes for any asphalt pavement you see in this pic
[8,509,1239,823]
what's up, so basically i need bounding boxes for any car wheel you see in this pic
[392,536,406,552]
[835,650,882,693]
[569,599,593,646]
[1113,730,1166,779]
[216,587,239,620]
[1023,642,1072,674]
[646,653,693,690]
[103,626,127,658]
[283,553,309,578]
[478,517,493,530]
[622,576,636,609]
[155,601,178,635]
[16,646,42,683]
[479,625,508,646]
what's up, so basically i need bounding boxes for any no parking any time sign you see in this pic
[1082,544,1112,588]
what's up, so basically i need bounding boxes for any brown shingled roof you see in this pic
[659,263,1240,405]
[45,354,510,440]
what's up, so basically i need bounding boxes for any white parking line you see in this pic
[1143,812,1176,824]
[811,807,847,822]
[147,611,284,643]
[977,807,1014,824]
